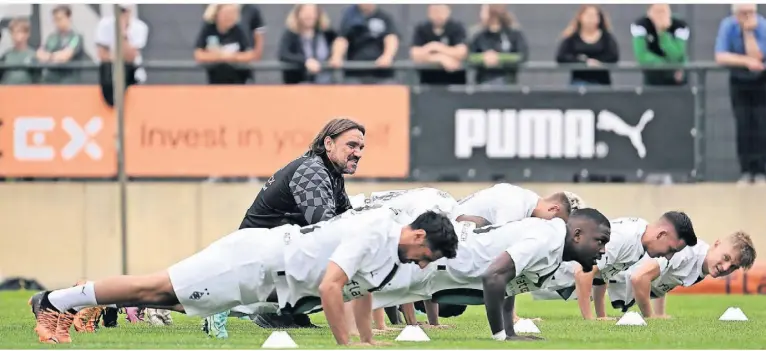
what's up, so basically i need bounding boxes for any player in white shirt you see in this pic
[618,231,756,318]
[358,188,458,329]
[374,208,611,341]
[451,183,586,225]
[540,212,698,320]
[32,208,459,345]
[422,184,585,325]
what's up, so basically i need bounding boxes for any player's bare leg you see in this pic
[33,271,180,343]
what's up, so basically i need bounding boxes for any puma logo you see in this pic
[597,110,655,159]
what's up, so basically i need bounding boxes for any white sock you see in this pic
[49,282,98,312]
[73,303,116,312]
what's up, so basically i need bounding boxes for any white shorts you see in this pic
[168,228,284,317]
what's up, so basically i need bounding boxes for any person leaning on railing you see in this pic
[194,4,255,85]
[714,3,766,185]
[555,5,619,86]
[409,4,468,85]
[0,17,40,85]
[36,5,86,84]
[630,4,690,86]
[278,4,337,85]
[329,4,399,85]
[467,4,528,86]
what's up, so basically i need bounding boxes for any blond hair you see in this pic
[727,231,757,270]
[285,4,331,33]
[561,5,612,38]
[9,17,31,33]
[203,4,240,23]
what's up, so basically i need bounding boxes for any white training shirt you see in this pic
[440,217,567,296]
[596,217,649,281]
[451,183,541,224]
[649,239,709,297]
[274,207,405,311]
[95,15,149,82]
[367,187,458,219]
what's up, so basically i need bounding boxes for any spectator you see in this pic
[0,17,39,85]
[278,4,337,85]
[240,4,266,62]
[410,4,468,85]
[195,4,255,85]
[329,4,399,84]
[555,5,619,86]
[468,4,490,39]
[37,5,85,84]
[715,3,766,185]
[95,4,149,106]
[631,4,690,86]
[468,4,528,85]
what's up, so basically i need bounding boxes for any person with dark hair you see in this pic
[482,208,611,341]
[36,5,86,84]
[467,4,528,85]
[542,211,698,321]
[31,207,458,345]
[393,183,586,327]
[199,118,365,336]
[555,5,619,85]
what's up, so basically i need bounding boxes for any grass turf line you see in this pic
[0,291,763,349]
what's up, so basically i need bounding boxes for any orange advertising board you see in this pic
[124,85,410,178]
[671,262,766,295]
[0,85,410,178]
[0,86,117,177]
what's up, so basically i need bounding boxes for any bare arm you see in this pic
[424,300,440,325]
[593,284,607,318]
[410,45,431,63]
[502,296,516,336]
[630,259,661,317]
[399,303,417,325]
[436,43,468,60]
[481,252,516,337]
[380,34,399,60]
[194,48,222,63]
[252,31,265,61]
[319,262,352,345]
[331,37,349,62]
[97,45,111,62]
[574,264,599,320]
[352,294,373,343]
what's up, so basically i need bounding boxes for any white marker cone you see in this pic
[513,319,541,333]
[616,311,647,326]
[719,307,748,321]
[395,325,431,342]
[261,331,298,349]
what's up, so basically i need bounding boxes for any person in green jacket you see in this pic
[630,4,690,86]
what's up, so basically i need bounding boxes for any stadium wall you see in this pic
[0,182,764,294]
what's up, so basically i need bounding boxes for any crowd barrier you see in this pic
[0,83,699,182]
[0,182,763,292]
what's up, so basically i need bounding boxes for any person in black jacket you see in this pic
[410,5,468,85]
[555,5,619,85]
[194,4,255,85]
[204,118,366,336]
[278,4,337,84]
[468,5,528,85]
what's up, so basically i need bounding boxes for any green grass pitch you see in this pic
[1,291,763,349]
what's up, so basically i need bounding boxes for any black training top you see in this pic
[239,152,352,229]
